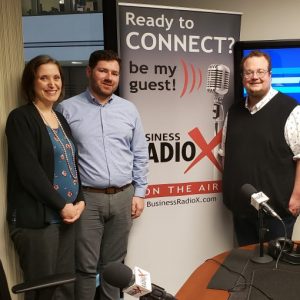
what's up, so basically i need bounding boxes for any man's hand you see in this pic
[289,160,300,217]
[131,196,144,219]
[289,193,300,217]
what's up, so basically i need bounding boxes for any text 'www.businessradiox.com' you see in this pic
[146,195,218,208]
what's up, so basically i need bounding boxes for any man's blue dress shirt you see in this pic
[56,90,148,198]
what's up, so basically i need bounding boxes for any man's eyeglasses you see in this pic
[242,69,270,79]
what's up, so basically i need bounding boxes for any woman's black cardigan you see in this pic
[5,102,84,229]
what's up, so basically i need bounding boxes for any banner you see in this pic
[117,2,241,296]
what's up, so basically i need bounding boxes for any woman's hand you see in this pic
[61,201,85,223]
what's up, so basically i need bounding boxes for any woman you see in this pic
[5,55,85,300]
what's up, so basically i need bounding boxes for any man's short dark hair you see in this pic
[88,50,122,70]
[240,50,272,74]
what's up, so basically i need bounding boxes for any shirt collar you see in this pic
[85,88,114,106]
[245,87,278,114]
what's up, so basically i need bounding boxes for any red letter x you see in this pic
[184,127,222,174]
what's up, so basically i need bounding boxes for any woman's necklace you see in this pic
[33,103,78,179]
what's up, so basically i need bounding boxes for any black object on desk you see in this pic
[208,247,300,300]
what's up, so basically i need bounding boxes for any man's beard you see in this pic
[91,81,115,98]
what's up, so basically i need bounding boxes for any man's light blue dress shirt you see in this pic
[56,90,148,198]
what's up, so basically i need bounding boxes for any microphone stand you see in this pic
[212,96,224,136]
[251,208,273,263]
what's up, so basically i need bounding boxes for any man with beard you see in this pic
[221,50,300,246]
[57,50,149,300]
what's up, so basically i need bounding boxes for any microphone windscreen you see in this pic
[206,64,230,95]
[240,183,257,199]
[102,262,133,289]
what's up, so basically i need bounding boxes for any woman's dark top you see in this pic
[5,102,83,229]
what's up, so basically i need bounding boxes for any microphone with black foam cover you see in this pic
[102,262,177,299]
[206,64,230,134]
[102,262,151,297]
[241,183,282,221]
